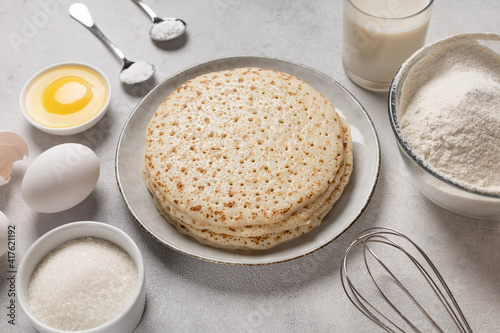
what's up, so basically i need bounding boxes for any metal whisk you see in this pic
[341,227,472,333]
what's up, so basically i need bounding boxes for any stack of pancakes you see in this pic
[143,68,353,250]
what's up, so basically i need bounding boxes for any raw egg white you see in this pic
[23,65,108,128]
[22,143,100,213]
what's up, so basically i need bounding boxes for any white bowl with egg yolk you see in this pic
[16,221,146,333]
[20,62,111,135]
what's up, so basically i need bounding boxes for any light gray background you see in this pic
[1,0,499,332]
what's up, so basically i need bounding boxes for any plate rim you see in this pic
[115,55,381,265]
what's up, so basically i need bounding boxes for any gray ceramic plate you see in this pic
[116,56,380,265]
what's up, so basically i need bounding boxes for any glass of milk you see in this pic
[342,0,433,91]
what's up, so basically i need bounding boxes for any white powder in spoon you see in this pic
[119,61,155,85]
[150,19,185,41]
[28,237,138,331]
[400,35,500,195]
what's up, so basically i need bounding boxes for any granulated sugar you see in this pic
[119,61,155,85]
[28,237,138,331]
[400,35,500,195]
[150,19,185,40]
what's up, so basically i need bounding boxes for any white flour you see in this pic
[400,36,500,195]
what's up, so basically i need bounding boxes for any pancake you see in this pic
[143,160,345,237]
[143,117,352,239]
[152,174,348,250]
[143,67,353,250]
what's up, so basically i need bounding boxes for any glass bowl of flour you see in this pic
[389,33,500,220]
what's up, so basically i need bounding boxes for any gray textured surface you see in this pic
[1,0,499,332]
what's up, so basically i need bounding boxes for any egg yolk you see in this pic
[41,76,94,115]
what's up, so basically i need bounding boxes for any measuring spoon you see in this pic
[69,3,155,85]
[131,0,187,41]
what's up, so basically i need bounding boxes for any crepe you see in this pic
[143,67,353,250]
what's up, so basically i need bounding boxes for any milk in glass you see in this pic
[342,0,432,90]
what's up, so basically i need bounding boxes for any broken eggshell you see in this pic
[0,131,29,185]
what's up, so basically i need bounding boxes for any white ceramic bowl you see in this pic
[389,33,500,220]
[17,221,146,333]
[20,62,111,135]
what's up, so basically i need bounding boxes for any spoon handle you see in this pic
[131,0,159,23]
[69,3,127,63]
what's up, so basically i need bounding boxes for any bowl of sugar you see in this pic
[389,33,500,220]
[17,221,146,333]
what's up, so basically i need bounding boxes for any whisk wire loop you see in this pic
[366,235,466,332]
[341,227,473,333]
[342,253,402,332]
[362,239,428,332]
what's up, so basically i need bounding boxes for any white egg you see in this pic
[22,143,100,213]
[0,211,8,257]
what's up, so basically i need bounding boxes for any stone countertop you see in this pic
[1,0,499,332]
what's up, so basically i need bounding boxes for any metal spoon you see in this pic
[131,0,187,42]
[69,3,155,85]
